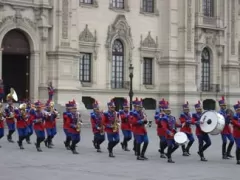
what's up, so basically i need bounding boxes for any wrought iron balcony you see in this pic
[195,13,224,30]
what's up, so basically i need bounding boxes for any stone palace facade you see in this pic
[0,0,239,114]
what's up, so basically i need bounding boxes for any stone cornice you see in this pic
[0,0,52,9]
[222,64,240,69]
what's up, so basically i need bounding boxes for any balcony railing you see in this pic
[195,13,224,30]
[200,83,221,92]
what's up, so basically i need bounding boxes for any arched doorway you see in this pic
[203,99,216,110]
[82,96,95,109]
[2,29,30,102]
[142,98,156,110]
[112,97,125,111]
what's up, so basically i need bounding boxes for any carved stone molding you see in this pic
[231,0,236,55]
[216,45,224,57]
[139,31,161,64]
[204,30,217,45]
[105,14,134,62]
[187,0,192,51]
[79,24,99,60]
[79,0,98,8]
[0,16,37,30]
[62,0,69,39]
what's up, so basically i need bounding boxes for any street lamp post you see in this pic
[128,64,134,110]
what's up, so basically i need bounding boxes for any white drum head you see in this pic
[174,132,187,144]
[200,111,218,133]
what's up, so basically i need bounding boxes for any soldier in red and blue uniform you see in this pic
[102,100,120,157]
[44,100,58,148]
[192,101,211,161]
[14,103,28,149]
[48,81,54,101]
[129,99,137,155]
[25,100,34,144]
[63,102,72,150]
[32,101,46,152]
[155,98,167,158]
[90,101,105,153]
[218,96,234,159]
[161,101,180,163]
[68,100,81,154]
[5,93,16,143]
[0,103,4,147]
[232,101,240,164]
[179,101,195,156]
[131,98,149,160]
[119,98,132,151]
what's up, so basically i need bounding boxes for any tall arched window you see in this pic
[203,0,214,17]
[111,39,124,89]
[201,48,211,91]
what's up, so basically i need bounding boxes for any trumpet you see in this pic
[97,111,105,135]
[112,111,120,133]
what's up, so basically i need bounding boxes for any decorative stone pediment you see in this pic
[139,31,161,65]
[140,31,158,49]
[79,24,99,60]
[105,14,134,62]
[79,24,96,43]
[0,16,37,30]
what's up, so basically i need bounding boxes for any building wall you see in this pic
[0,0,239,115]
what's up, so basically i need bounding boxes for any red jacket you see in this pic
[14,112,28,129]
[26,109,35,125]
[102,111,119,133]
[63,112,71,130]
[219,110,232,134]
[68,112,80,134]
[131,111,147,135]
[4,106,15,124]
[90,112,104,133]
[179,113,194,134]
[161,115,180,139]
[232,114,240,138]
[119,110,131,131]
[32,111,45,131]
[192,112,205,136]
[155,112,165,136]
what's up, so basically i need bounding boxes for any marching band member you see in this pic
[232,101,240,164]
[90,101,105,152]
[192,101,211,161]
[102,100,120,158]
[179,101,195,156]
[161,101,180,163]
[63,102,72,150]
[32,101,46,152]
[69,100,81,154]
[130,100,137,155]
[48,81,54,101]
[131,98,149,160]
[155,98,167,158]
[44,100,58,148]
[25,101,34,144]
[218,96,234,159]
[14,103,28,149]
[5,92,16,143]
[0,103,4,147]
[119,98,132,151]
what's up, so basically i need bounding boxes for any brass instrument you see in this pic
[6,88,18,101]
[75,112,82,132]
[19,103,27,121]
[98,111,105,135]
[141,108,149,127]
[112,111,120,133]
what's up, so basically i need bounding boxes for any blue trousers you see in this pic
[0,128,4,139]
[122,130,132,140]
[94,133,105,142]
[186,133,195,142]
[197,133,211,152]
[235,138,240,148]
[222,134,234,143]
[48,94,53,100]
[27,125,33,136]
[167,139,178,147]
[64,128,71,137]
[46,128,55,137]
[7,123,15,131]
[35,130,45,138]
[17,128,28,137]
[135,134,149,144]
[159,135,166,142]
[52,126,57,136]
[107,132,120,142]
[71,133,80,143]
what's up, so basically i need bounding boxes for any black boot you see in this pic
[236,148,240,164]
[227,142,234,158]
[26,135,31,144]
[17,136,24,149]
[136,143,144,160]
[133,139,137,156]
[70,141,79,154]
[108,142,115,157]
[7,130,14,143]
[159,141,167,158]
[64,136,71,150]
[222,142,229,159]
[35,138,42,152]
[124,138,130,151]
[140,142,148,160]
[167,146,174,163]
[182,145,189,156]
[185,141,194,155]
[198,151,207,161]
[47,136,53,148]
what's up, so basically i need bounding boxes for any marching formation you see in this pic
[1,88,240,165]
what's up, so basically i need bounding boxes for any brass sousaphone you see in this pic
[6,88,18,102]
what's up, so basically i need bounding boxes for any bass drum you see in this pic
[174,132,188,145]
[200,111,225,135]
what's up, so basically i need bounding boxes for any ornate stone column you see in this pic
[30,51,40,102]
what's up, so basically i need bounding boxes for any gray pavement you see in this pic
[0,127,238,180]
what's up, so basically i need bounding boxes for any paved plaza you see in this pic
[0,127,238,180]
